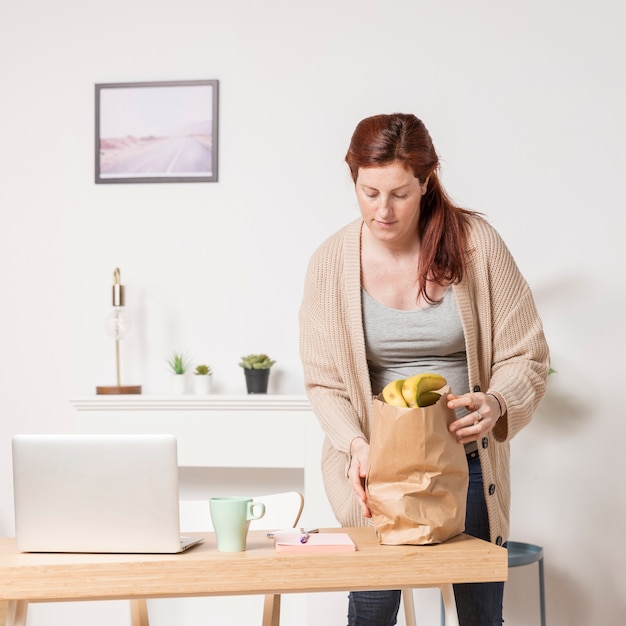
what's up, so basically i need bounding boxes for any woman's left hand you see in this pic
[447,392,500,445]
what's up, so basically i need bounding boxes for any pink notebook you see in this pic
[273,532,356,553]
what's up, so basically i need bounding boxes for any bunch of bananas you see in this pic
[381,373,447,408]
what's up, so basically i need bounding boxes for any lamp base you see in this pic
[96,385,142,395]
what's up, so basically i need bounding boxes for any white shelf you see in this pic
[69,391,335,529]
[70,394,315,469]
[70,394,310,412]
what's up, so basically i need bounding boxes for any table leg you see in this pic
[130,599,149,626]
[6,601,28,626]
[262,593,281,626]
[401,589,417,626]
[440,584,459,626]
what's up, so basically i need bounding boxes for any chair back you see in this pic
[179,491,304,532]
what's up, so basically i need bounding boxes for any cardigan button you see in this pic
[482,437,489,449]
[488,484,496,496]
[496,536,503,546]
[473,385,481,392]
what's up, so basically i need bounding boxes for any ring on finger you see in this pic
[474,410,483,426]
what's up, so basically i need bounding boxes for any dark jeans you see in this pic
[347,452,504,626]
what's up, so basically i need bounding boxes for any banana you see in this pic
[382,379,408,407]
[416,390,442,407]
[401,373,447,408]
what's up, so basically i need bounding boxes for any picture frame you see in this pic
[95,80,219,184]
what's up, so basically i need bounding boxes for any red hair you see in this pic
[345,113,481,303]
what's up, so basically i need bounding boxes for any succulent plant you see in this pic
[167,352,191,375]
[238,353,276,370]
[195,364,212,375]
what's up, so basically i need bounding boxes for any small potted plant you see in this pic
[194,364,213,395]
[167,352,191,394]
[239,353,276,394]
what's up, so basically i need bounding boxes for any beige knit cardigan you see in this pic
[299,217,550,545]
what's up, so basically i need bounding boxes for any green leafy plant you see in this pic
[195,364,212,375]
[238,353,276,370]
[167,352,191,375]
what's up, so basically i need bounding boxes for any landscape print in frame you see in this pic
[95,80,219,183]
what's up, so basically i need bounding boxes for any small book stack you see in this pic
[272,531,356,554]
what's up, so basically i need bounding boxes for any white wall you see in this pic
[1,0,625,624]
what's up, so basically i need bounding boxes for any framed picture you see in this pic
[95,80,219,184]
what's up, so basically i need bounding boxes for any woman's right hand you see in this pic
[348,437,371,518]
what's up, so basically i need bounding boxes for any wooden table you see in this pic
[0,528,507,626]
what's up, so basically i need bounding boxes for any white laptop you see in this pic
[12,433,203,554]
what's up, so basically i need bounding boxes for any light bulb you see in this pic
[104,306,132,340]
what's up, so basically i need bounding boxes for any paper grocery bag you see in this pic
[366,388,469,545]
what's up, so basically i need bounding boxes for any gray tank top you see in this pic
[362,286,470,406]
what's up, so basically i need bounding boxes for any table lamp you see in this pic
[96,268,142,395]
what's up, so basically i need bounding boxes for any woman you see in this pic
[299,113,549,625]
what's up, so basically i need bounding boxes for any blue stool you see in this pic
[440,540,546,625]
[507,541,546,625]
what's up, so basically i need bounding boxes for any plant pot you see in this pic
[194,375,212,395]
[171,374,187,395]
[244,369,270,394]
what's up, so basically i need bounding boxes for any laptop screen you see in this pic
[12,433,192,553]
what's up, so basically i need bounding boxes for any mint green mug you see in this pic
[209,496,266,552]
